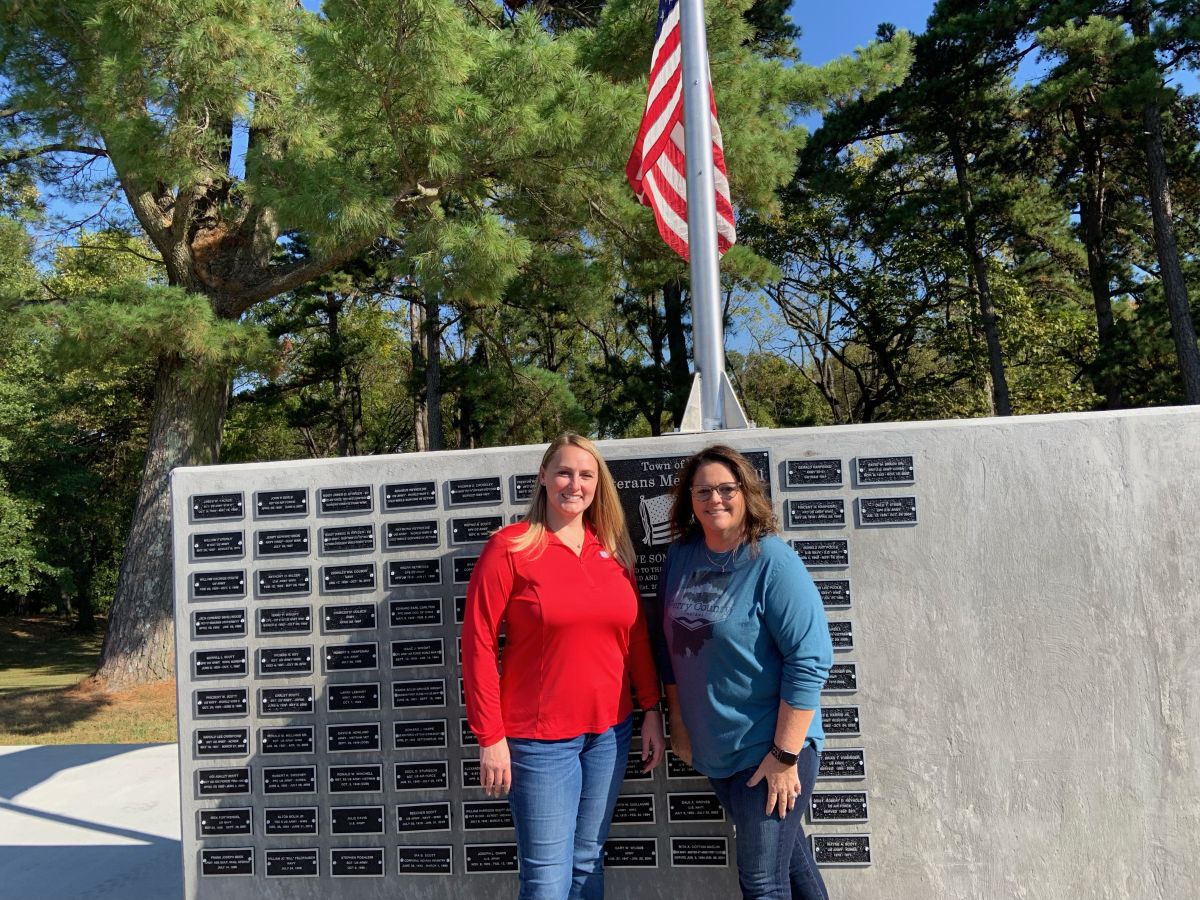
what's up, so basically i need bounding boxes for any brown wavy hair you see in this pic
[511,433,636,571]
[668,444,778,553]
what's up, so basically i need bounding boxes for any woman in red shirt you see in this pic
[463,433,665,899]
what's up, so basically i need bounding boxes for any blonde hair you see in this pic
[511,433,636,572]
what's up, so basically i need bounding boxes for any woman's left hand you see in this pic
[640,710,666,772]
[746,753,802,819]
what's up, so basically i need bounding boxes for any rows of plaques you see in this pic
[782,454,918,869]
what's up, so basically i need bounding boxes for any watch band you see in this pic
[770,742,800,766]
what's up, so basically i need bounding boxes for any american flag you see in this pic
[626,0,736,261]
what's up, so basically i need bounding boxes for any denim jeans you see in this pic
[506,715,633,899]
[707,743,829,900]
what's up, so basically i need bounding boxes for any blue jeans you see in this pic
[507,715,633,899]
[708,743,829,900]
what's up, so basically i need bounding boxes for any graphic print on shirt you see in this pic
[668,568,734,658]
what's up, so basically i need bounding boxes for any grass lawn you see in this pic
[0,617,177,745]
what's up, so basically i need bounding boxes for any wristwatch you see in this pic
[769,743,800,766]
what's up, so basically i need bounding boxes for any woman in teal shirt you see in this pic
[656,445,833,900]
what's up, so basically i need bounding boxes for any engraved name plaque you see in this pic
[328,722,382,753]
[855,454,914,485]
[818,747,867,781]
[464,843,518,873]
[396,802,452,834]
[448,477,503,508]
[257,606,312,636]
[784,458,843,488]
[857,495,918,526]
[256,528,309,557]
[200,848,253,877]
[195,688,248,718]
[196,767,251,797]
[389,598,442,628]
[192,531,244,559]
[450,516,503,546]
[392,679,447,709]
[330,848,384,877]
[258,646,313,676]
[394,719,448,750]
[829,619,854,651]
[191,493,243,521]
[192,608,246,639]
[324,643,378,672]
[329,764,383,793]
[384,481,437,511]
[823,662,858,694]
[388,559,441,587]
[195,728,249,757]
[260,726,314,755]
[327,683,380,712]
[611,794,656,826]
[265,848,319,878]
[263,807,318,836]
[199,808,251,836]
[319,485,372,514]
[670,837,729,867]
[821,706,861,737]
[323,603,377,632]
[809,791,869,823]
[791,539,850,569]
[785,499,846,529]
[191,571,246,600]
[811,833,872,867]
[815,580,852,609]
[257,568,311,597]
[255,489,307,518]
[262,766,316,795]
[395,761,449,791]
[321,524,375,554]
[453,556,479,584]
[604,838,658,868]
[384,520,439,549]
[391,638,445,668]
[396,846,453,875]
[259,686,314,716]
[462,800,513,830]
[667,792,725,823]
[322,563,376,592]
[193,648,247,679]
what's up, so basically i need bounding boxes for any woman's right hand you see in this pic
[480,737,512,797]
[669,708,693,766]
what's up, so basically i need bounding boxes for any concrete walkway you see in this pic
[0,744,181,899]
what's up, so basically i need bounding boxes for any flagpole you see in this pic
[678,0,726,431]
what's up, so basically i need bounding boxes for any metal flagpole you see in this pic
[677,0,746,432]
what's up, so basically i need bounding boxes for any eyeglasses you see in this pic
[690,483,741,502]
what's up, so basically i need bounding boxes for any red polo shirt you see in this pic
[462,522,660,747]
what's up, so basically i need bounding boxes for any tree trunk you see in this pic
[409,299,428,452]
[1072,106,1123,409]
[662,280,692,429]
[948,128,1012,416]
[1141,99,1200,403]
[424,293,443,451]
[95,353,229,687]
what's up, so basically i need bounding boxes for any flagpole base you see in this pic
[678,372,752,433]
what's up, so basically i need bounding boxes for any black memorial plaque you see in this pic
[792,539,849,568]
[455,596,466,624]
[257,605,312,636]
[821,705,861,737]
[857,495,918,526]
[855,454,914,485]
[321,525,375,554]
[384,480,437,511]
[261,726,314,755]
[811,833,872,867]
[391,638,444,668]
[330,848,384,877]
[256,528,309,557]
[265,848,319,878]
[818,747,867,781]
[192,608,246,639]
[461,758,481,787]
[670,837,729,868]
[195,728,249,757]
[448,477,503,508]
[452,555,479,584]
[330,764,383,793]
[328,722,382,753]
[785,458,843,488]
[195,688,248,718]
[263,807,318,835]
[319,485,372,514]
[193,648,247,679]
[450,516,502,546]
[191,570,246,600]
[464,843,518,873]
[512,473,538,503]
[462,800,513,830]
[785,499,846,529]
[200,848,253,877]
[394,719,448,750]
[322,563,376,592]
[396,802,451,834]
[392,679,446,709]
[395,761,449,791]
[667,792,725,823]
[196,767,250,797]
[810,791,869,823]
[325,643,378,672]
[396,846,453,875]
[823,662,858,693]
[192,530,245,559]
[260,686,315,716]
[384,520,439,549]
[257,567,311,597]
[604,838,659,868]
[623,751,651,781]
[460,719,478,748]
[388,559,441,587]
[323,603,377,632]
[199,807,252,836]
[258,646,313,676]
[611,794,656,826]
[389,598,442,628]
[263,765,317,795]
[328,683,380,712]
[191,492,244,521]
[255,489,307,518]
[829,619,854,651]
[666,751,703,779]
[815,579,852,609]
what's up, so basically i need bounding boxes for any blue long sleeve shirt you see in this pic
[655,534,833,777]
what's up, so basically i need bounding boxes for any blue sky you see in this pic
[792,1,932,67]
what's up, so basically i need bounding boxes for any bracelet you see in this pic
[642,702,663,714]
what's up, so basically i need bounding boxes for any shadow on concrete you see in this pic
[0,841,182,900]
[0,743,141,799]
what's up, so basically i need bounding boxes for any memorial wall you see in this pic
[173,407,1200,899]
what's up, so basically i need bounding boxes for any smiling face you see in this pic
[690,460,746,547]
[540,443,599,528]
